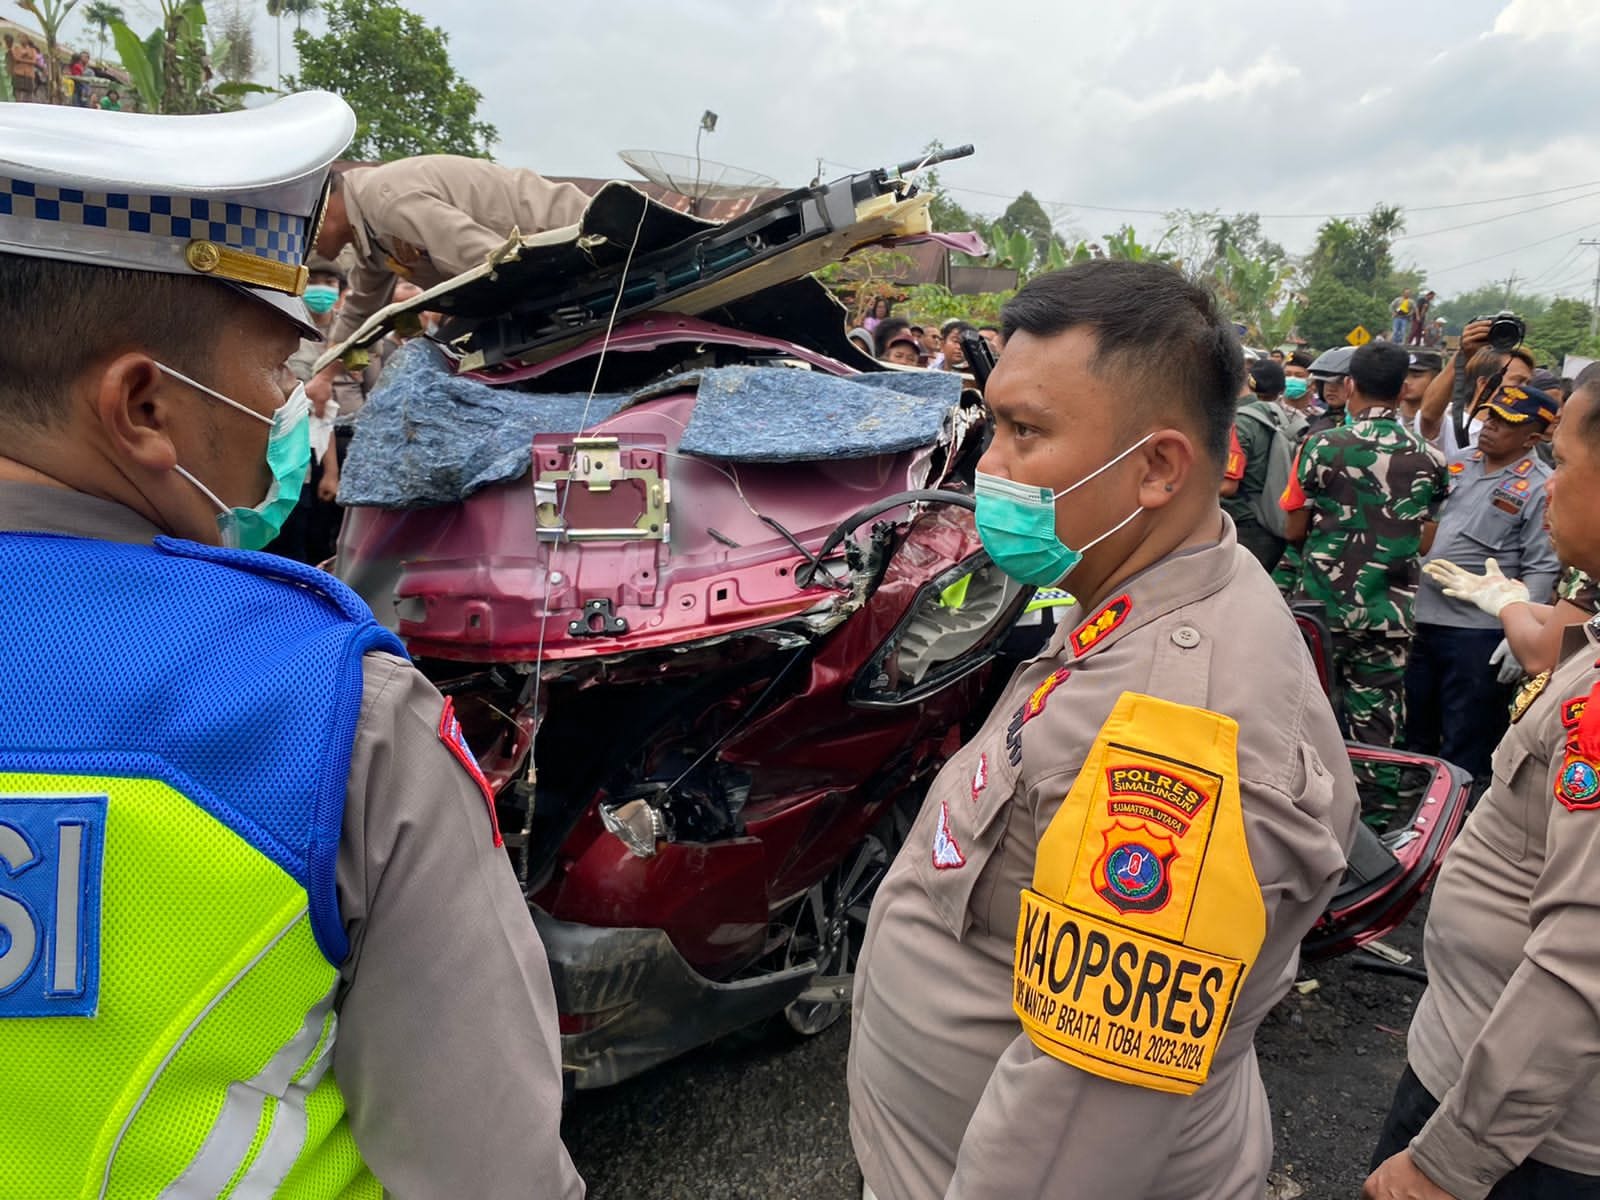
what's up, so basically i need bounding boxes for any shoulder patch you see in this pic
[1021,668,1071,724]
[1070,595,1132,657]
[1513,457,1535,477]
[1557,757,1600,810]
[438,697,504,847]
[932,799,966,869]
[1448,461,1465,475]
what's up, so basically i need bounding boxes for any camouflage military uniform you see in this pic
[1281,405,1449,749]
[1557,565,1600,614]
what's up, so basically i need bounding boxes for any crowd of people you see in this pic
[5,32,120,108]
[1219,329,1593,793]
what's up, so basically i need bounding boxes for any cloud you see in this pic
[228,0,1600,299]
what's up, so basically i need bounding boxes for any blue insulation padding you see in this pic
[339,343,960,509]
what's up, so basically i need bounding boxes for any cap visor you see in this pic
[223,281,321,340]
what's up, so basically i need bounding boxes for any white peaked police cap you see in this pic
[0,91,356,339]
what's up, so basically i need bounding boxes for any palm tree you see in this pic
[19,0,82,104]
[82,1,123,61]
[264,0,316,82]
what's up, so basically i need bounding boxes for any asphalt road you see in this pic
[564,906,1429,1200]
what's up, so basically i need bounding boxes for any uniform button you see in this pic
[1171,626,1201,649]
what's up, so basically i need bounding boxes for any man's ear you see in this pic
[1135,429,1197,509]
[93,353,179,472]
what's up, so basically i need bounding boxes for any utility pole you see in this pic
[1583,239,1600,337]
[1501,270,1519,308]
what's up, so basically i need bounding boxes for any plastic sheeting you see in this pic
[338,341,962,509]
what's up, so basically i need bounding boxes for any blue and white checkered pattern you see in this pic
[0,176,307,265]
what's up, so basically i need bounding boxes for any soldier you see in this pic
[0,95,582,1196]
[848,260,1358,1200]
[306,154,592,406]
[1280,341,1449,749]
[1407,385,1563,784]
[1364,368,1600,1200]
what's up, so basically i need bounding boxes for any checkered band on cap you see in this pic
[0,176,307,264]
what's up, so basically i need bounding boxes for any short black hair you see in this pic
[1000,259,1244,468]
[1288,348,1315,369]
[1249,360,1285,398]
[978,324,1000,334]
[942,320,974,339]
[874,316,911,346]
[0,254,236,428]
[1349,341,1408,402]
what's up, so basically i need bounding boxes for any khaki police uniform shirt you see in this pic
[847,516,1358,1200]
[1407,618,1600,1198]
[0,482,584,1199]
[328,155,592,346]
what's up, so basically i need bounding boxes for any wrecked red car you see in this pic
[325,157,1467,1089]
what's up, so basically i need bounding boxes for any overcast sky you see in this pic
[110,0,1600,300]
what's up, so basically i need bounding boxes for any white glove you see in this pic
[1423,557,1530,618]
[1489,638,1526,685]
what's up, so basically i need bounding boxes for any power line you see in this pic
[1424,219,1600,276]
[1582,239,1600,338]
[1519,242,1586,289]
[1393,188,1600,243]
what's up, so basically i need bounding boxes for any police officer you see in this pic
[848,261,1358,1200]
[0,95,583,1196]
[307,153,592,405]
[1281,341,1448,750]
[1407,385,1563,783]
[1223,358,1306,572]
[1365,370,1600,1200]
[1305,344,1356,438]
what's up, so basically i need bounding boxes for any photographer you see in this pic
[1418,313,1535,454]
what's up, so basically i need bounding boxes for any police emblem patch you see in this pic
[1103,759,1216,836]
[1070,594,1132,657]
[972,753,989,802]
[438,697,504,847]
[1092,823,1177,914]
[932,799,966,869]
[1557,758,1600,810]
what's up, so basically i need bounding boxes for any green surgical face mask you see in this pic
[302,283,340,314]
[163,363,312,551]
[1284,377,1308,400]
[973,433,1154,586]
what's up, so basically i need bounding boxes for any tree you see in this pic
[286,0,496,161]
[1430,285,1549,335]
[1308,205,1404,295]
[997,191,1054,262]
[1298,276,1389,351]
[19,0,81,104]
[1525,298,1594,366]
[1102,225,1174,264]
[264,0,315,82]
[212,0,257,82]
[83,1,124,60]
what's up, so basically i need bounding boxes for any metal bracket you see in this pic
[568,598,630,639]
[534,435,669,543]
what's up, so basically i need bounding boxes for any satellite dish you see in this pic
[618,149,779,208]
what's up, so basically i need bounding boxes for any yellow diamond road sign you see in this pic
[1346,325,1372,346]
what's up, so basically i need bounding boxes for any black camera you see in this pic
[1473,310,1526,352]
